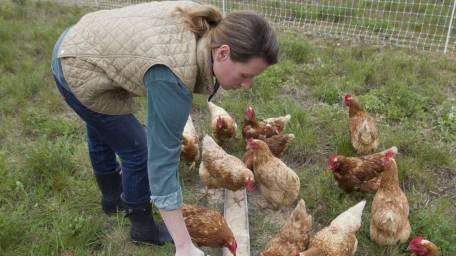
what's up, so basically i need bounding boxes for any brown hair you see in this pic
[176,5,278,65]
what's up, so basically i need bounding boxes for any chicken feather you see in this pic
[370,155,411,247]
[299,200,366,256]
[199,135,254,192]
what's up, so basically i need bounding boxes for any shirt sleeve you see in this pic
[144,65,192,211]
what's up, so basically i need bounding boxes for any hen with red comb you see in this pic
[344,93,379,154]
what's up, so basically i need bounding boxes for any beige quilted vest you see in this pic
[58,1,215,115]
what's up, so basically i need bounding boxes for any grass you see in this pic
[1,0,455,255]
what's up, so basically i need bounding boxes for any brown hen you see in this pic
[344,94,379,154]
[243,133,295,170]
[246,138,300,210]
[208,101,237,145]
[327,146,398,193]
[182,204,237,255]
[242,106,291,140]
[408,237,439,256]
[370,152,411,255]
[199,135,254,192]
[260,199,312,256]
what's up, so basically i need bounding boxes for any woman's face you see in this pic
[212,45,269,90]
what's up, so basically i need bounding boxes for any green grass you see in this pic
[1,1,455,255]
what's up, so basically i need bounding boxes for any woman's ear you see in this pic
[213,44,230,62]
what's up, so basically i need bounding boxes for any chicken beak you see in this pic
[245,178,255,192]
[246,138,256,150]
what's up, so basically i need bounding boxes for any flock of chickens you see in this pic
[177,94,439,256]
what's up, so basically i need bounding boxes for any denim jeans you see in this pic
[51,31,150,204]
[52,76,151,204]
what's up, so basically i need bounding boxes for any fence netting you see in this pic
[42,0,456,54]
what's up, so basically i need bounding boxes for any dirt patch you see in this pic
[283,148,324,170]
[280,83,317,109]
[429,167,456,201]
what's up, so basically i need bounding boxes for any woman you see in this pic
[51,1,278,255]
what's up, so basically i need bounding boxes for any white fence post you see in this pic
[222,0,225,16]
[444,0,456,54]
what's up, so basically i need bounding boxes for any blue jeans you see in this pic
[52,76,150,204]
[51,32,150,204]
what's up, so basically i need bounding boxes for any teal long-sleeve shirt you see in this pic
[144,65,192,211]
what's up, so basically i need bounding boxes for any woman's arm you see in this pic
[144,65,203,256]
[160,208,204,256]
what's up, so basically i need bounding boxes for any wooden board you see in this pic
[223,188,250,256]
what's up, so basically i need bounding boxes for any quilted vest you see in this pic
[58,1,215,115]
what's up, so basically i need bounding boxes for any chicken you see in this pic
[260,199,312,256]
[182,204,237,255]
[242,106,291,140]
[408,237,439,256]
[208,101,237,144]
[370,152,411,255]
[327,146,398,193]
[181,115,200,170]
[344,94,379,154]
[199,135,254,193]
[246,138,300,210]
[243,134,295,170]
[298,200,366,256]
[263,114,292,134]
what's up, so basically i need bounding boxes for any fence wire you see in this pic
[42,0,456,54]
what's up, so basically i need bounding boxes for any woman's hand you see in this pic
[175,242,205,256]
[159,208,208,256]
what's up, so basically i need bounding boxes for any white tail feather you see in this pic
[264,114,291,124]
[183,115,197,137]
[203,134,220,150]
[330,200,366,234]
[208,101,229,117]
[380,146,398,155]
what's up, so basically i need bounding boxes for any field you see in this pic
[0,1,455,255]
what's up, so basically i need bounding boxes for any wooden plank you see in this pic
[204,188,225,256]
[223,188,250,256]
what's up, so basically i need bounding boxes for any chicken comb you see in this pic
[408,236,427,255]
[384,150,395,162]
[246,137,255,146]
[245,106,254,119]
[344,93,352,103]
[410,236,425,246]
[383,151,396,167]
[327,153,338,170]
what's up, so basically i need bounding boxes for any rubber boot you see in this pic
[94,167,123,215]
[122,197,174,245]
